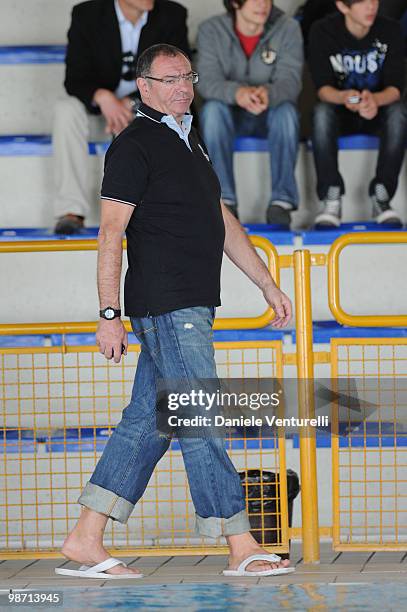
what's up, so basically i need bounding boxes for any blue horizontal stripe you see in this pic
[0,45,66,64]
[2,425,405,452]
[2,323,407,348]
[234,137,269,153]
[235,134,406,154]
[0,225,295,243]
[302,224,406,245]
[243,225,296,245]
[0,227,101,241]
[1,134,390,157]
[3,134,404,160]
[0,136,109,157]
[0,427,278,453]
[293,321,407,343]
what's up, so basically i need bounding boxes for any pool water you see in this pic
[44,582,407,611]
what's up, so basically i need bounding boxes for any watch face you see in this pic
[105,308,115,320]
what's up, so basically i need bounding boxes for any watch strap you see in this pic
[99,307,121,320]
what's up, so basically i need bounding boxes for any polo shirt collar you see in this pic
[138,102,193,127]
[138,102,166,123]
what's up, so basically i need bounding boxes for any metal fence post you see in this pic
[294,249,320,563]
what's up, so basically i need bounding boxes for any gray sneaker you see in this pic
[371,184,402,225]
[315,187,342,228]
[266,202,292,228]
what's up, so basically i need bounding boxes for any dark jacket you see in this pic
[64,0,190,112]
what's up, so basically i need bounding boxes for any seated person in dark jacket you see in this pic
[309,0,407,228]
[53,0,190,234]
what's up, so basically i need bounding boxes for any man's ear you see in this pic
[335,1,349,16]
[136,77,149,99]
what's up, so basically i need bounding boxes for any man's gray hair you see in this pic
[136,44,190,79]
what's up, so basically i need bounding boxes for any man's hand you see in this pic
[263,283,292,328]
[342,89,361,112]
[358,89,378,120]
[96,317,128,363]
[253,85,269,107]
[93,89,134,135]
[236,86,268,115]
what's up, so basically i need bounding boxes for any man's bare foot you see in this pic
[61,528,141,576]
[227,533,291,573]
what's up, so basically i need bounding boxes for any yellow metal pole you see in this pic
[294,249,320,564]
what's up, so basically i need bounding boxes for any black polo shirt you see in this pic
[101,103,225,317]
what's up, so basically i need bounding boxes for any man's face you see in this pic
[235,0,272,27]
[337,0,379,28]
[121,0,154,12]
[138,54,194,118]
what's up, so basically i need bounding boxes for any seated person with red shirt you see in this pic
[197,0,303,227]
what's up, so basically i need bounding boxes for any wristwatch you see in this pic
[99,307,121,320]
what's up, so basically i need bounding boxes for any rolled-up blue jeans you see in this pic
[78,306,250,538]
[200,100,300,208]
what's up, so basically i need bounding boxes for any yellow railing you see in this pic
[328,232,407,327]
[0,236,287,334]
[0,339,289,558]
[305,232,407,553]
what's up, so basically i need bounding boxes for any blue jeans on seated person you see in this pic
[312,101,407,202]
[200,100,300,208]
[78,306,250,539]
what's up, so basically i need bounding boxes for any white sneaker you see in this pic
[371,185,402,225]
[315,198,342,228]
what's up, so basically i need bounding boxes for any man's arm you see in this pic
[96,199,135,363]
[221,203,292,328]
[358,87,401,120]
[318,85,364,112]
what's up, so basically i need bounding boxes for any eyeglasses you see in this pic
[144,72,199,86]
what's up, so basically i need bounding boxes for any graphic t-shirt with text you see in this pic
[309,14,405,93]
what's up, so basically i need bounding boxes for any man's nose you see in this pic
[177,78,192,93]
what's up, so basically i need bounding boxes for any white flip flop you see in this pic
[55,557,143,579]
[222,553,295,577]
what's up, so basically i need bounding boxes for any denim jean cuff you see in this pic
[195,509,251,538]
[78,481,134,524]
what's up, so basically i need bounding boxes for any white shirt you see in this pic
[161,114,193,151]
[114,0,148,99]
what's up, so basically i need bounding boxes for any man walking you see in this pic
[56,44,294,580]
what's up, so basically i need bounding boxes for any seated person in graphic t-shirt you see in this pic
[196,0,303,228]
[309,0,407,227]
[300,0,407,49]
